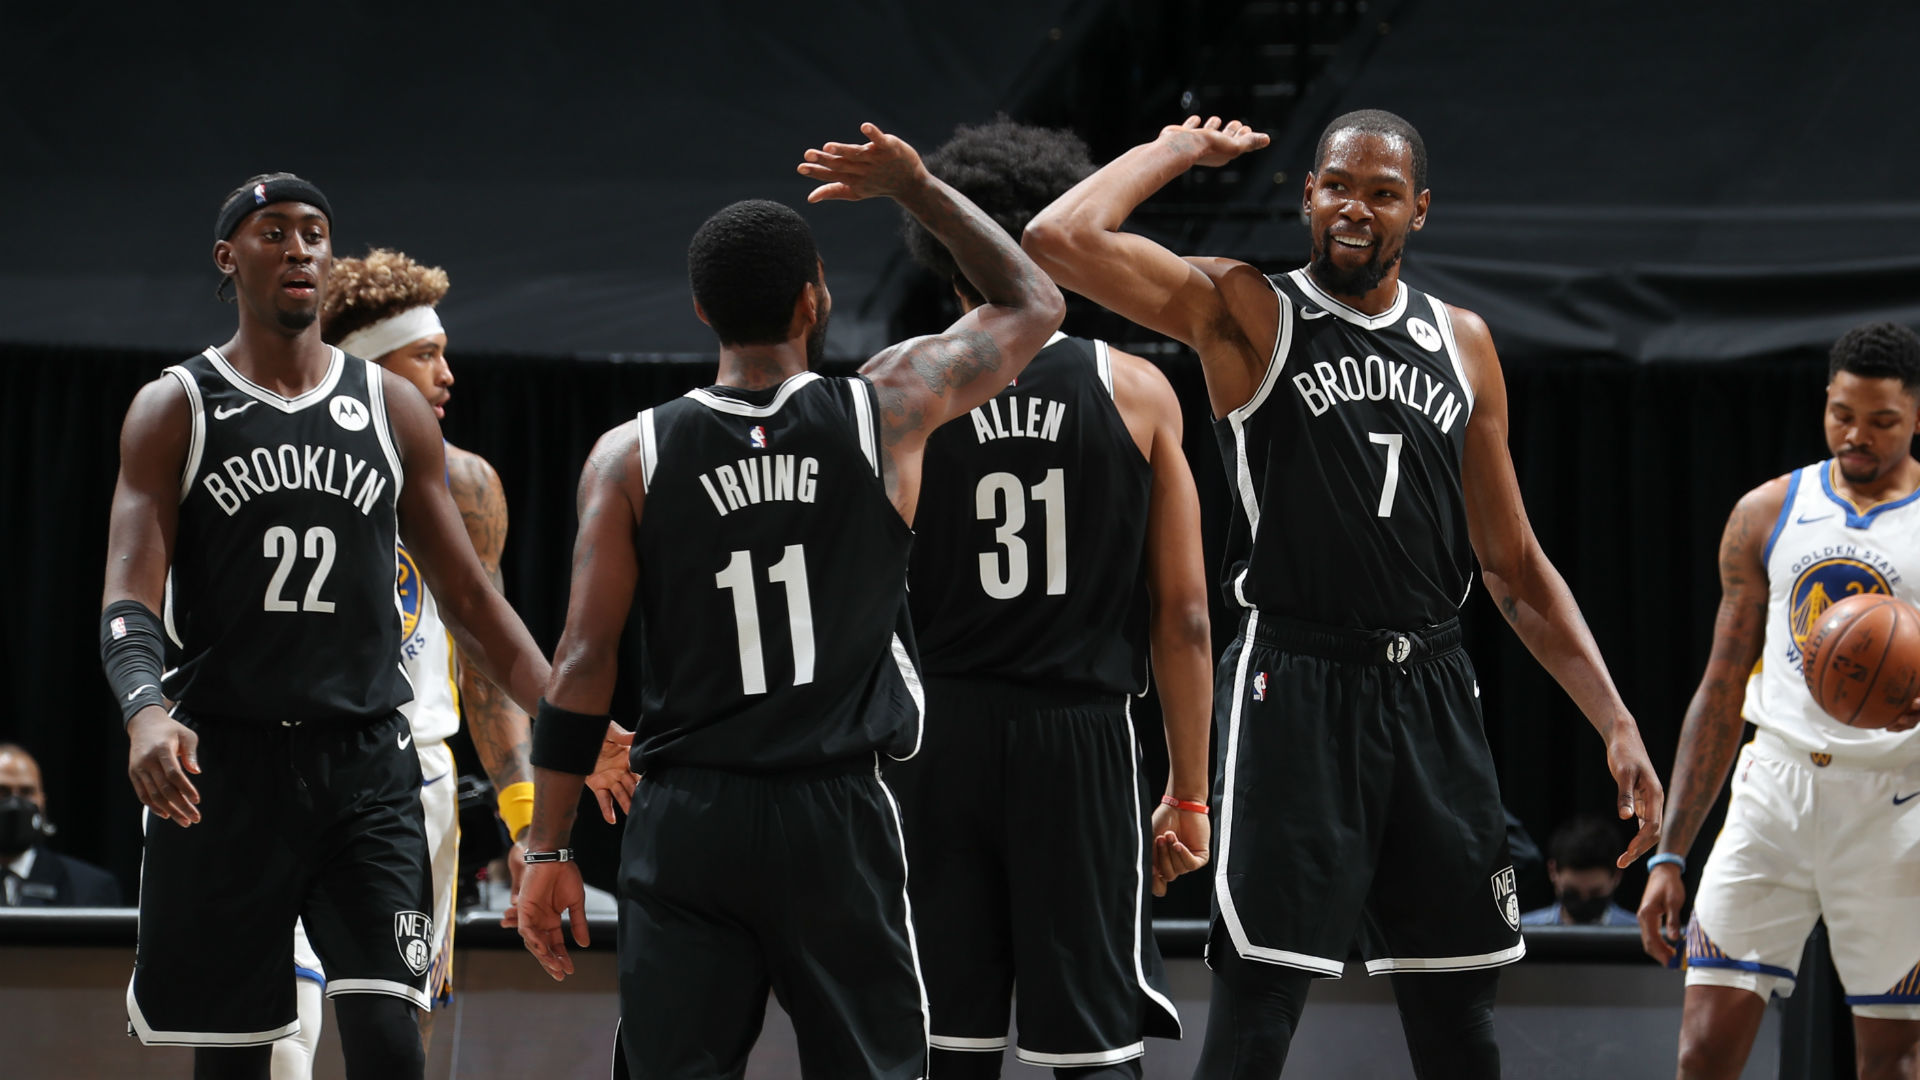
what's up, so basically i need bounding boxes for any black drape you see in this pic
[1,343,1832,919]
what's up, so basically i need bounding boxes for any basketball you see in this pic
[1801,593,1920,729]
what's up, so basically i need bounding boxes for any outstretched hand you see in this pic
[798,123,930,203]
[1606,722,1665,867]
[1159,115,1270,168]
[584,723,638,824]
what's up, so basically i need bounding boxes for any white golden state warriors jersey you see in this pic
[1745,460,1920,767]
[397,542,461,746]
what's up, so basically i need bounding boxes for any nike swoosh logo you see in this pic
[1299,308,1330,319]
[125,683,155,702]
[1895,792,1920,806]
[213,401,259,420]
[397,732,413,749]
[421,772,450,787]
[1796,513,1834,525]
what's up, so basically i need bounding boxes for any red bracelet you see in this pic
[1160,795,1209,815]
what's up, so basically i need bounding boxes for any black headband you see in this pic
[214,176,333,242]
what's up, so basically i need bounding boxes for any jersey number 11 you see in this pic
[714,545,815,696]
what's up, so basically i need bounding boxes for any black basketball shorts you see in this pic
[127,710,433,1046]
[1209,613,1523,977]
[612,757,928,1080]
[885,678,1182,1069]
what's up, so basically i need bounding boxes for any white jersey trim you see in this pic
[1363,942,1527,975]
[162,572,183,649]
[165,365,206,503]
[1225,280,1296,607]
[930,1035,1009,1051]
[1428,294,1476,414]
[874,761,934,1065]
[1017,1043,1146,1067]
[637,409,660,491]
[126,976,301,1046]
[324,977,431,1010]
[364,360,405,502]
[1093,339,1116,398]
[202,345,344,413]
[685,371,822,416]
[848,378,879,476]
[1289,268,1408,330]
[884,632,926,761]
[1125,698,1185,1036]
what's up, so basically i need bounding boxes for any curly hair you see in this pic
[320,248,451,345]
[688,200,820,346]
[1830,321,1920,394]
[1315,108,1428,193]
[902,117,1094,306]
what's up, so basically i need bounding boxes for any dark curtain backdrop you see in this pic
[1,343,1829,917]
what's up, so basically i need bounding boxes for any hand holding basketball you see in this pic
[1801,593,1920,729]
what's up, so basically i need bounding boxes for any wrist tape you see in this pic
[531,699,609,776]
[100,600,167,726]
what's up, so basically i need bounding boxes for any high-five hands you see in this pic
[1159,115,1271,168]
[798,123,930,203]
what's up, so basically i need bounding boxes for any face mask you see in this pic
[1559,890,1612,924]
[0,796,48,856]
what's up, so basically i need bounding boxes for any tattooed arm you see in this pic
[1637,478,1782,963]
[1455,306,1663,866]
[797,123,1064,522]
[445,447,533,800]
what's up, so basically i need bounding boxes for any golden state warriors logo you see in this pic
[1789,557,1891,661]
[396,544,424,640]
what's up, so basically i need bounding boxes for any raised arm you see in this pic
[1636,479,1781,964]
[797,122,1064,519]
[386,370,549,717]
[102,377,202,827]
[1454,305,1664,866]
[518,424,644,980]
[1023,116,1276,414]
[1109,349,1214,896]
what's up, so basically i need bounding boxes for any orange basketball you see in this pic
[1801,593,1920,729]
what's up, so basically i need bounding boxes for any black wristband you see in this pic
[531,699,610,776]
[100,600,168,726]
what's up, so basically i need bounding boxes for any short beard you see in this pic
[805,309,829,368]
[276,305,318,332]
[1309,227,1402,298]
[1838,458,1883,484]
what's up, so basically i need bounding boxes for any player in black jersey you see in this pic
[513,124,1062,1079]
[1027,113,1665,1077]
[886,119,1212,1079]
[100,175,559,1080]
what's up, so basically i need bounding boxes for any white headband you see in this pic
[336,305,445,361]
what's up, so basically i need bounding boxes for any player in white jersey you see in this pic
[272,251,634,1076]
[1641,322,1920,1080]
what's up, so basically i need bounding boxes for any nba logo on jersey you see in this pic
[749,425,768,449]
[1253,672,1268,701]
[252,183,269,205]
[110,617,128,639]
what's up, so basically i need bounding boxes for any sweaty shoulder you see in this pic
[122,372,193,452]
[1733,473,1793,535]
[1108,346,1179,461]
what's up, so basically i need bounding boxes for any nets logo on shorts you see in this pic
[1491,866,1519,931]
[394,910,433,976]
[396,544,425,641]
[1788,556,1892,666]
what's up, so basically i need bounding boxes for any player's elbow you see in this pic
[1154,592,1213,653]
[1022,275,1066,332]
[1020,215,1080,277]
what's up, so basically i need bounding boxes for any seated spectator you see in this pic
[0,743,121,906]
[1520,813,1636,927]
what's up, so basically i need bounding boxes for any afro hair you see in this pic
[687,199,821,346]
[903,116,1094,305]
[321,248,450,345]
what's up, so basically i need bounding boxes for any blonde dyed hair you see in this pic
[321,248,450,345]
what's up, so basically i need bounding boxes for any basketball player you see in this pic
[1639,323,1920,1080]
[1023,112,1665,1078]
[513,123,1063,1078]
[886,118,1210,1078]
[250,250,634,1078]
[101,174,552,1080]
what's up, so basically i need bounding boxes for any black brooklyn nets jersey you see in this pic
[1215,270,1476,629]
[631,372,922,772]
[161,347,412,722]
[908,334,1151,694]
